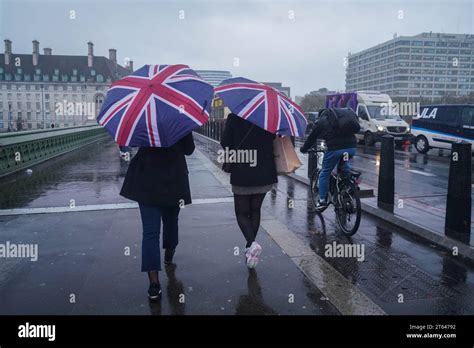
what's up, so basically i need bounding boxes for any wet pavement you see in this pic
[0,135,473,315]
[0,138,337,315]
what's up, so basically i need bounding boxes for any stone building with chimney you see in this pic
[0,39,132,131]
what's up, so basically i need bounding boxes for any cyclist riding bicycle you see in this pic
[300,107,360,211]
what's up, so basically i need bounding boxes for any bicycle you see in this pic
[307,147,362,236]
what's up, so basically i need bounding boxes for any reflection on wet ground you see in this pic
[0,138,338,315]
[196,134,474,315]
[0,134,472,315]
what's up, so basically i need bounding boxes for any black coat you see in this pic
[220,113,277,187]
[120,133,195,207]
[301,110,359,151]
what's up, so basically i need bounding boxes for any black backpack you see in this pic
[324,107,360,136]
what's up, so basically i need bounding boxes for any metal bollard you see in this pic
[377,135,395,212]
[445,141,472,237]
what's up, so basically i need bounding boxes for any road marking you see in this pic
[407,169,435,177]
[0,197,234,216]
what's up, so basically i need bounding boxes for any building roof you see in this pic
[0,53,131,83]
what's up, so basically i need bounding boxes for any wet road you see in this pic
[0,135,473,315]
[294,140,474,240]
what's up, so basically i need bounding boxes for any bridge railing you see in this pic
[0,125,107,178]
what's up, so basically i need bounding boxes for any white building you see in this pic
[346,32,474,99]
[0,39,132,131]
[195,70,232,87]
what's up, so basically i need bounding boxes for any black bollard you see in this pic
[377,135,395,212]
[445,141,472,237]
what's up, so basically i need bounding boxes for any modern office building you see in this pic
[0,39,131,131]
[195,70,232,87]
[262,82,291,98]
[345,32,474,99]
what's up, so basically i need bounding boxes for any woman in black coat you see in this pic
[120,133,195,300]
[220,113,277,269]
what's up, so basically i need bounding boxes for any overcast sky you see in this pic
[0,0,472,97]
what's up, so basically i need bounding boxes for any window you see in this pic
[27,102,31,109]
[357,105,369,120]
[54,85,58,91]
[35,69,41,75]
[96,74,104,82]
[36,102,41,109]
[90,69,96,76]
[73,69,78,75]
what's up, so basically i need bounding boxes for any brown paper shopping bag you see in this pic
[273,136,303,175]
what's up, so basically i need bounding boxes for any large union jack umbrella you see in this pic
[97,64,213,147]
[215,77,307,137]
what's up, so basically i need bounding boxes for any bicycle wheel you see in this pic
[310,168,320,209]
[335,181,361,236]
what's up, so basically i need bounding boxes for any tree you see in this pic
[299,88,329,112]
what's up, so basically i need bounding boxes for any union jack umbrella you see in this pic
[215,77,307,137]
[97,64,213,147]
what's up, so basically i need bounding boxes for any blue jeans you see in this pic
[318,148,356,201]
[138,204,180,272]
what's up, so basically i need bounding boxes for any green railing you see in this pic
[0,125,107,178]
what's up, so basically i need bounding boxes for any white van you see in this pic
[412,104,474,153]
[326,91,413,146]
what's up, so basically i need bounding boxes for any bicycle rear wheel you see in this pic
[335,181,361,236]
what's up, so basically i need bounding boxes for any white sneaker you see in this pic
[245,242,262,269]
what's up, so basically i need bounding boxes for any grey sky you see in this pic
[0,0,472,97]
